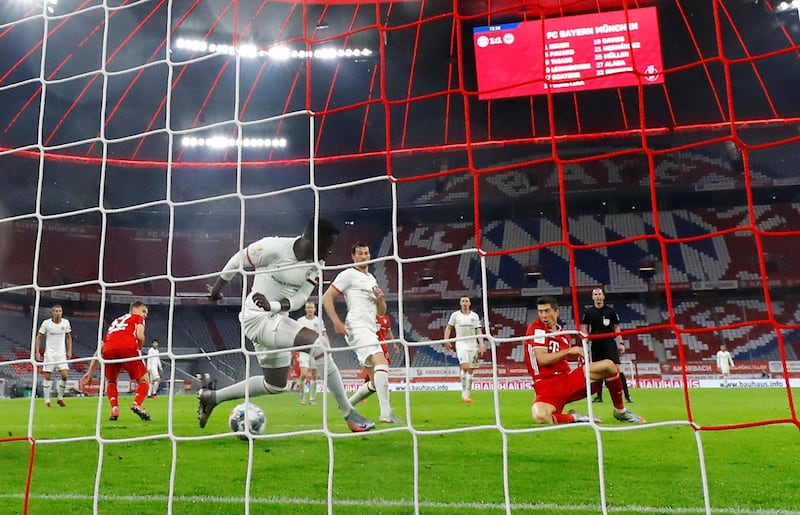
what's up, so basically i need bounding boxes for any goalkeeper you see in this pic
[524,296,645,425]
[197,218,374,433]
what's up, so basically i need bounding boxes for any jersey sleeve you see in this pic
[219,237,276,282]
[330,269,351,294]
[446,312,457,327]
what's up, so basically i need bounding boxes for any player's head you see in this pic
[50,304,63,322]
[536,296,559,330]
[130,300,149,319]
[151,339,159,349]
[304,217,340,257]
[720,344,727,351]
[459,297,471,312]
[304,302,316,318]
[591,287,606,306]
[351,241,371,268]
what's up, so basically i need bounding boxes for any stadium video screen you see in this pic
[472,7,664,99]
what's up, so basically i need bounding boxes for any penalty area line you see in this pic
[0,493,796,514]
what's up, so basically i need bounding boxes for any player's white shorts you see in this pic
[719,365,731,375]
[240,301,300,369]
[345,327,383,367]
[456,346,479,369]
[42,353,69,373]
[148,368,161,381]
[296,352,317,370]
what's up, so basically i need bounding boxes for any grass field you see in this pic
[1,388,799,514]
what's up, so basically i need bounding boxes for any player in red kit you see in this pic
[524,296,644,425]
[80,301,152,421]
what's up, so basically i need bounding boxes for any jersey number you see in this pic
[107,314,132,335]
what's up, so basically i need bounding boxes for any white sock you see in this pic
[315,353,354,416]
[43,381,52,402]
[57,379,66,400]
[460,370,468,398]
[215,376,271,403]
[309,380,317,401]
[349,382,375,405]
[466,371,474,395]
[374,364,391,419]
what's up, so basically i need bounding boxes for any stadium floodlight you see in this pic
[173,37,372,61]
[181,136,288,149]
[774,0,800,21]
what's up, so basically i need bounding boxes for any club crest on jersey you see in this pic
[602,317,610,326]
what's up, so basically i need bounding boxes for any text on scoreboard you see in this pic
[473,7,664,100]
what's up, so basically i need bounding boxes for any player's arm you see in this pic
[322,285,346,335]
[135,323,146,349]
[477,326,485,356]
[532,345,582,366]
[443,324,454,350]
[612,323,625,353]
[386,326,401,353]
[35,331,44,360]
[66,331,73,359]
[208,246,253,301]
[79,350,100,390]
[373,285,387,316]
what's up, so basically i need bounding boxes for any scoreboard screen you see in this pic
[473,7,664,100]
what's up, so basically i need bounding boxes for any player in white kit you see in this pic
[444,297,485,403]
[323,241,402,424]
[146,339,162,398]
[35,305,73,408]
[198,218,374,433]
[295,302,324,405]
[716,343,735,388]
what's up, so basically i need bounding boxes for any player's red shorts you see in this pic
[102,344,147,383]
[532,366,596,413]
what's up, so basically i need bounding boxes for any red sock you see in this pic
[605,374,625,410]
[107,383,119,408]
[134,381,149,406]
[552,412,574,424]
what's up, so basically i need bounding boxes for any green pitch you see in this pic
[0,388,798,514]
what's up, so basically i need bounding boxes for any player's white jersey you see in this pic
[296,315,326,336]
[447,310,482,351]
[146,347,161,371]
[38,318,71,356]
[220,236,322,315]
[329,267,379,332]
[716,350,734,373]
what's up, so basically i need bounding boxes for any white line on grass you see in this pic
[0,493,798,514]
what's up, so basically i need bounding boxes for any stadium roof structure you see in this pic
[1,0,799,163]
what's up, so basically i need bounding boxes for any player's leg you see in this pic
[590,359,645,423]
[127,359,151,421]
[348,366,376,405]
[308,368,319,404]
[298,365,309,404]
[456,347,472,402]
[42,369,53,407]
[56,366,68,406]
[104,363,121,420]
[304,328,375,432]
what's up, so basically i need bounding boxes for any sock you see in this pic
[309,380,317,401]
[215,376,270,403]
[43,381,52,402]
[134,381,149,406]
[315,353,354,416]
[552,412,574,424]
[349,382,376,404]
[57,379,66,400]
[595,382,603,400]
[460,369,468,397]
[604,373,625,410]
[373,364,391,419]
[619,372,631,399]
[466,371,474,397]
[107,383,119,408]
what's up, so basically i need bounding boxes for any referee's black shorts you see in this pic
[590,338,621,364]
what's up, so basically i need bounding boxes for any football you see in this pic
[228,402,266,439]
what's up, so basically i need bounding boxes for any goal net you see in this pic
[1,1,799,513]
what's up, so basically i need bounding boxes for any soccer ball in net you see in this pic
[228,402,266,439]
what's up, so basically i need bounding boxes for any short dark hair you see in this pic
[305,217,340,240]
[536,296,559,310]
[351,241,370,255]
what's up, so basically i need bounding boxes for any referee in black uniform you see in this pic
[580,287,633,403]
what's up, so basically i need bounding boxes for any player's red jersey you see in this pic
[103,313,145,354]
[289,352,300,381]
[524,318,572,381]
